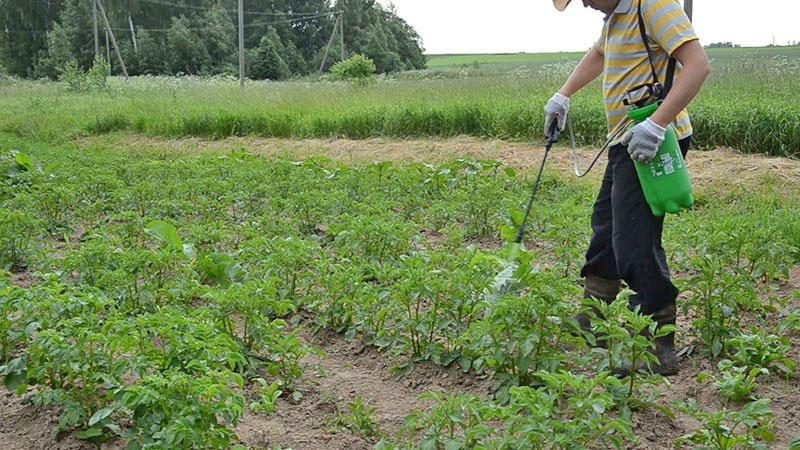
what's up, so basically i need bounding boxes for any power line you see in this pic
[136,0,336,17]
[113,12,334,33]
[3,11,335,35]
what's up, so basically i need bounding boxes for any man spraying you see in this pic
[545,0,710,375]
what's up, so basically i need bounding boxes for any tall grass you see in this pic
[0,48,798,156]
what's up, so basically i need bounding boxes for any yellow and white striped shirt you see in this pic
[594,0,698,141]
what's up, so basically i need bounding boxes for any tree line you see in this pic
[0,0,427,79]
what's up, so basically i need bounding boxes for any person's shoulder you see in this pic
[641,0,684,15]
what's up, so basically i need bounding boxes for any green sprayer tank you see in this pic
[628,103,695,216]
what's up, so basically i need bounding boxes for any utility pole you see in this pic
[239,0,245,89]
[339,12,345,62]
[96,0,129,79]
[92,0,99,59]
[319,14,340,73]
[683,0,693,21]
[129,15,138,52]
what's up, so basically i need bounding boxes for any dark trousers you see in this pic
[580,137,691,315]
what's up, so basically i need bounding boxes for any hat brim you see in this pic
[553,0,572,11]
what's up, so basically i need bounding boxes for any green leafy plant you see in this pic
[330,54,377,83]
[584,292,674,404]
[724,331,795,377]
[698,359,768,402]
[395,371,634,449]
[396,391,496,449]
[0,208,38,271]
[58,56,110,93]
[328,396,382,439]
[249,378,283,415]
[675,398,775,450]
[198,252,246,287]
[683,250,762,357]
[778,309,800,335]
[121,369,245,450]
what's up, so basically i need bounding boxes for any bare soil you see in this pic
[0,389,122,450]
[82,133,800,189]
[235,328,495,450]
[2,134,799,449]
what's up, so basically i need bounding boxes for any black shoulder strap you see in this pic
[636,0,661,87]
[637,0,677,99]
[663,58,677,97]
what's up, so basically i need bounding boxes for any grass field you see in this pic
[426,46,800,70]
[1,47,798,157]
[0,46,799,449]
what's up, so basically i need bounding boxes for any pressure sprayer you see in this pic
[565,104,695,216]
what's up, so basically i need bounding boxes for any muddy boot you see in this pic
[575,276,620,344]
[614,303,679,377]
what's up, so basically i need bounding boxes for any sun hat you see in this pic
[553,0,572,11]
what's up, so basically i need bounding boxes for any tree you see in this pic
[135,28,168,75]
[33,22,73,79]
[167,15,210,75]
[0,0,426,78]
[250,32,290,80]
[0,0,65,77]
[202,4,236,70]
[59,0,94,70]
[334,0,425,73]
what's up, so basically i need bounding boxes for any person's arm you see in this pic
[650,40,711,128]
[559,47,605,97]
[544,47,605,134]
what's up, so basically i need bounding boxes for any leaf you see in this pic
[292,390,303,402]
[391,361,415,378]
[88,406,115,426]
[3,371,25,391]
[504,167,517,178]
[198,253,243,287]
[14,153,33,172]
[144,221,182,250]
[182,243,196,259]
[592,401,606,414]
[711,337,723,357]
[76,426,104,440]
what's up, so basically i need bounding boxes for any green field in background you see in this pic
[426,46,800,69]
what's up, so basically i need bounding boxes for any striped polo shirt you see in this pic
[594,0,698,142]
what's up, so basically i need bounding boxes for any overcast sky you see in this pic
[376,1,799,54]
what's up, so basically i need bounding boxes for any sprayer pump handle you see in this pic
[547,119,561,144]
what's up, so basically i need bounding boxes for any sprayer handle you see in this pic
[547,118,561,144]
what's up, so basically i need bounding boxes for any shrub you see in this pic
[330,54,377,83]
[59,56,110,93]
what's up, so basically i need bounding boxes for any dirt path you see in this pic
[82,133,800,190]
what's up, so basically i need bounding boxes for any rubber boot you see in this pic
[614,303,679,377]
[575,275,621,333]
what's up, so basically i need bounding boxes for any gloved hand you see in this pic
[544,92,569,137]
[621,118,666,163]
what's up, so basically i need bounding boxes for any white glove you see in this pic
[622,118,666,163]
[544,92,569,136]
